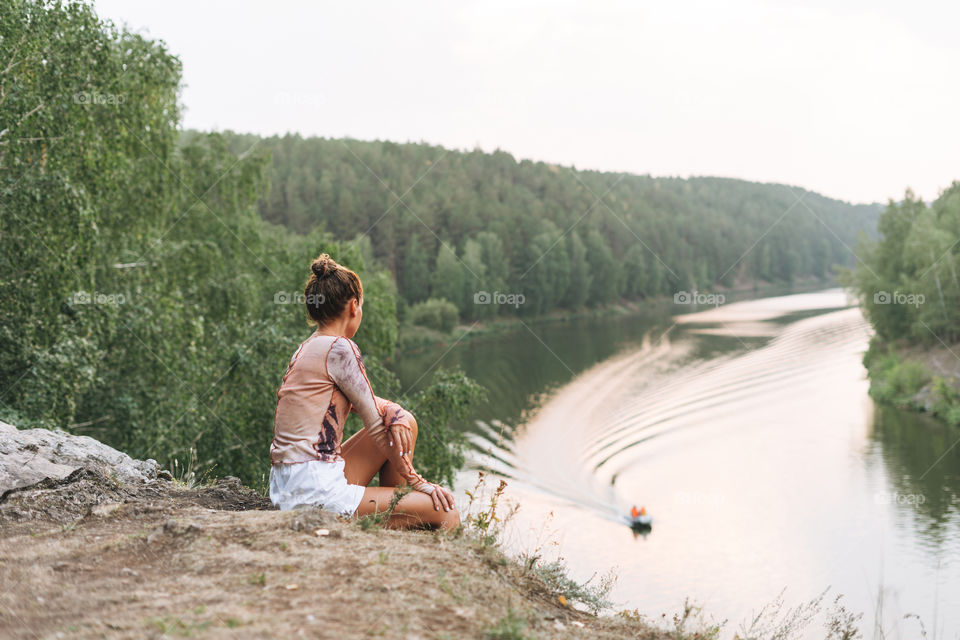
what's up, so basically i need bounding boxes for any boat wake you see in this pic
[462,290,870,527]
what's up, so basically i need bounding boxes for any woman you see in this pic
[269,253,460,530]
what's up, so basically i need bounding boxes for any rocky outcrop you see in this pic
[0,420,162,496]
[0,421,273,524]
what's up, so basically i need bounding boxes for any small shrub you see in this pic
[931,376,960,425]
[864,342,930,407]
[484,606,532,640]
[736,587,827,640]
[522,557,617,615]
[824,595,863,639]
[462,471,615,615]
[462,472,516,549]
[408,298,460,333]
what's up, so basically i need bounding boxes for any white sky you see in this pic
[93,0,960,205]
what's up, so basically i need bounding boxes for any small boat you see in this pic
[629,505,652,529]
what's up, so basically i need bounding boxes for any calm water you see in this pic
[392,289,960,639]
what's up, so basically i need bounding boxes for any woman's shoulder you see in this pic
[290,332,339,360]
[299,333,361,362]
[325,334,364,360]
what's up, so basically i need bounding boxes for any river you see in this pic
[391,288,960,639]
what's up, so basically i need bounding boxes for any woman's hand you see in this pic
[388,422,412,458]
[416,482,456,512]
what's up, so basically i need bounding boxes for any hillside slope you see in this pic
[216,131,881,318]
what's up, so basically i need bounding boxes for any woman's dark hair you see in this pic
[304,253,363,326]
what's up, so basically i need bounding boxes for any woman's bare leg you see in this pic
[341,411,419,488]
[354,486,461,530]
[341,406,460,530]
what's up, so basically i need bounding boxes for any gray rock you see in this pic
[912,383,937,413]
[289,506,340,532]
[0,420,160,495]
[147,517,203,542]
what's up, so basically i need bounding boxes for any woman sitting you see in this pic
[268,253,460,530]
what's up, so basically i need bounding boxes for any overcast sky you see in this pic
[94,0,960,205]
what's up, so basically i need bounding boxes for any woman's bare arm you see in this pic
[326,337,431,492]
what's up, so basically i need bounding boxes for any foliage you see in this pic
[407,297,459,333]
[462,472,616,618]
[404,368,487,487]
[859,339,960,426]
[823,595,863,640]
[735,588,828,640]
[0,0,481,491]
[463,473,511,548]
[861,340,931,407]
[483,606,533,640]
[842,184,960,422]
[843,184,960,345]
[521,558,617,616]
[218,132,881,321]
[930,376,960,426]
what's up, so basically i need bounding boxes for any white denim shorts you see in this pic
[269,459,366,516]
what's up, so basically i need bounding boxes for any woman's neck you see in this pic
[314,320,349,337]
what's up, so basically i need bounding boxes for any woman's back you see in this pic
[271,331,367,465]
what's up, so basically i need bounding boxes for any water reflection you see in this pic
[396,288,960,638]
[391,302,674,431]
[870,405,960,552]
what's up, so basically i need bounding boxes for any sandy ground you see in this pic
[0,473,670,639]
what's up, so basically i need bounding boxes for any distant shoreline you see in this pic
[394,275,841,357]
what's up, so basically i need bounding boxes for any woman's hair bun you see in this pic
[311,254,336,279]
[304,252,363,326]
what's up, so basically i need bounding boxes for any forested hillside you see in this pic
[847,185,960,345]
[0,0,481,489]
[844,184,960,424]
[219,132,881,319]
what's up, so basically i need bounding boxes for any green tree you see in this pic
[0,0,482,492]
[623,244,648,298]
[522,222,570,315]
[220,133,880,318]
[430,243,466,316]
[461,237,493,320]
[563,231,592,308]
[400,234,431,304]
[584,229,620,305]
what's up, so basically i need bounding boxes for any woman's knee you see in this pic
[406,412,418,441]
[440,505,461,530]
[395,492,459,530]
[413,504,459,530]
[384,401,418,442]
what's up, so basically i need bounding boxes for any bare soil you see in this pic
[0,471,667,639]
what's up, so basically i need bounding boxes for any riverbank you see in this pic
[395,276,836,356]
[863,336,960,426]
[0,421,700,639]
